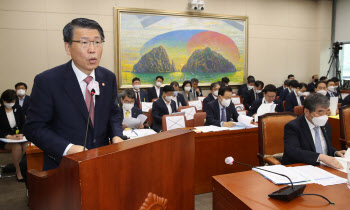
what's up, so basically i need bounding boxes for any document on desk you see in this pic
[123,129,157,139]
[181,107,196,120]
[237,115,254,127]
[0,136,28,143]
[320,148,350,173]
[137,114,148,124]
[141,102,153,112]
[194,125,229,133]
[166,116,185,131]
[122,117,141,129]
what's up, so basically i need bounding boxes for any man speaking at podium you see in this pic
[24,18,123,171]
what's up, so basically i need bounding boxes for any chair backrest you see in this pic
[148,108,154,127]
[178,106,197,127]
[258,112,298,165]
[231,96,241,104]
[193,112,207,127]
[294,106,304,116]
[235,103,245,111]
[187,100,203,112]
[338,103,342,108]
[339,106,350,148]
[152,98,159,102]
[0,149,10,154]
[283,101,286,110]
[161,114,186,132]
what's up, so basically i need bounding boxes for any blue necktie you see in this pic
[256,93,259,100]
[313,127,323,154]
[221,107,227,122]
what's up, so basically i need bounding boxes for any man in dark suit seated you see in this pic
[326,79,342,103]
[307,74,318,93]
[148,76,163,101]
[243,80,264,110]
[203,82,220,112]
[331,77,342,101]
[238,75,255,97]
[248,84,284,116]
[285,80,304,112]
[151,85,177,132]
[189,78,203,99]
[205,86,240,127]
[314,81,328,96]
[282,93,346,168]
[279,80,293,102]
[15,82,30,116]
[287,74,295,80]
[277,80,290,97]
[24,18,123,171]
[221,77,230,86]
[120,89,143,130]
[132,77,148,108]
[170,81,186,109]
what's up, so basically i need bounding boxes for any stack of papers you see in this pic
[194,123,255,133]
[122,114,148,129]
[320,148,350,173]
[0,136,28,143]
[123,129,157,139]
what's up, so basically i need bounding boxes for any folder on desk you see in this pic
[188,100,202,111]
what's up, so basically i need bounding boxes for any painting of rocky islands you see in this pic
[115,8,247,87]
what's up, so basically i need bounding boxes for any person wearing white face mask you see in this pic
[14,82,30,116]
[326,79,341,103]
[282,93,346,169]
[315,81,328,96]
[170,81,186,109]
[131,77,148,108]
[238,75,255,97]
[285,80,305,112]
[203,82,220,112]
[151,85,176,132]
[148,76,164,101]
[120,89,143,130]
[330,77,343,102]
[0,89,27,182]
[205,86,240,127]
[181,80,196,103]
[243,80,264,110]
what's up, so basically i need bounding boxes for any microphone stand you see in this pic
[83,89,95,151]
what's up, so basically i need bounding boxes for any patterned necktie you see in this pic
[313,127,323,154]
[125,110,130,118]
[136,91,141,108]
[221,107,227,122]
[83,76,94,127]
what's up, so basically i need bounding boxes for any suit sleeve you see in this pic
[230,104,239,122]
[17,106,26,134]
[152,102,163,124]
[148,88,153,101]
[202,98,208,112]
[342,95,350,106]
[109,75,123,139]
[24,74,72,162]
[276,100,284,112]
[325,124,337,156]
[206,103,221,127]
[285,95,294,112]
[248,100,259,116]
[283,123,319,165]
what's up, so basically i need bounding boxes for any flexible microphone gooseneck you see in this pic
[225,157,334,204]
[83,89,95,151]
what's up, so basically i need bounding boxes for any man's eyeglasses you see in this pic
[71,39,104,48]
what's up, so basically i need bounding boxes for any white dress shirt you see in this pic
[294,90,302,106]
[155,86,161,98]
[6,110,16,129]
[162,98,172,115]
[18,95,25,107]
[305,116,328,156]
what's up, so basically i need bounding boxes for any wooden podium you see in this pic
[28,129,194,210]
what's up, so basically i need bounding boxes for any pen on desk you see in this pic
[132,129,138,136]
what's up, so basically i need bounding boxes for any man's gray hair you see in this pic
[303,93,330,113]
[121,89,135,100]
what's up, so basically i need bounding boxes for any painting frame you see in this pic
[114,7,249,89]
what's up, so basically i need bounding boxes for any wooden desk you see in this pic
[213,164,350,210]
[328,116,344,150]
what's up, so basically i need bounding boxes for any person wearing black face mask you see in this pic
[307,75,318,93]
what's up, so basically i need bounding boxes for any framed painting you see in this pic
[114,8,248,88]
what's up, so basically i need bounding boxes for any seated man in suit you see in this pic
[326,79,342,103]
[248,84,284,116]
[285,80,304,112]
[243,80,264,110]
[238,75,255,97]
[170,81,186,109]
[279,80,293,101]
[282,93,345,168]
[132,77,148,108]
[203,82,220,112]
[299,82,308,95]
[331,77,342,101]
[277,80,290,97]
[342,94,350,106]
[151,85,176,132]
[307,74,318,93]
[314,81,328,96]
[15,82,30,116]
[205,86,239,127]
[148,76,163,101]
[320,76,328,82]
[120,89,143,130]
[189,78,203,99]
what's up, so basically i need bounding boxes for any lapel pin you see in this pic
[102,83,105,86]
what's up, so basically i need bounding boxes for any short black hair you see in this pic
[221,77,230,84]
[289,80,300,88]
[312,75,318,79]
[156,76,164,81]
[304,93,330,113]
[170,81,179,87]
[15,82,27,89]
[288,74,294,79]
[255,80,264,88]
[299,82,308,89]
[191,78,199,84]
[263,84,277,94]
[320,76,327,81]
[217,81,226,88]
[163,85,174,93]
[331,77,340,82]
[326,79,335,85]
[284,79,290,86]
[63,18,104,44]
[210,82,219,90]
[316,81,327,88]
[121,89,135,100]
[132,77,140,83]
[218,86,232,96]
[182,80,192,89]
[247,75,255,81]
[247,78,255,84]
[1,89,17,106]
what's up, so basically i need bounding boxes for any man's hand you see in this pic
[222,122,236,127]
[196,88,201,95]
[335,150,346,157]
[319,154,343,169]
[112,136,124,144]
[67,145,87,155]
[137,122,144,129]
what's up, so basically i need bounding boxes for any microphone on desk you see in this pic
[225,156,306,201]
[83,89,95,151]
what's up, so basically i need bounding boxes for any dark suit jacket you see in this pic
[121,107,142,121]
[24,60,123,171]
[247,98,284,116]
[282,115,336,166]
[0,105,25,148]
[151,98,176,132]
[205,99,239,126]
[342,94,350,106]
[326,91,341,103]
[237,84,247,96]
[134,89,148,108]
[203,94,215,112]
[277,86,284,97]
[285,91,304,112]
[279,88,291,102]
[307,82,316,93]
[189,87,203,98]
[15,95,30,116]
[175,93,186,108]
[243,89,263,110]
[148,86,163,101]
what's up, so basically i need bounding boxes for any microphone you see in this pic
[225,156,306,201]
[83,89,95,151]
